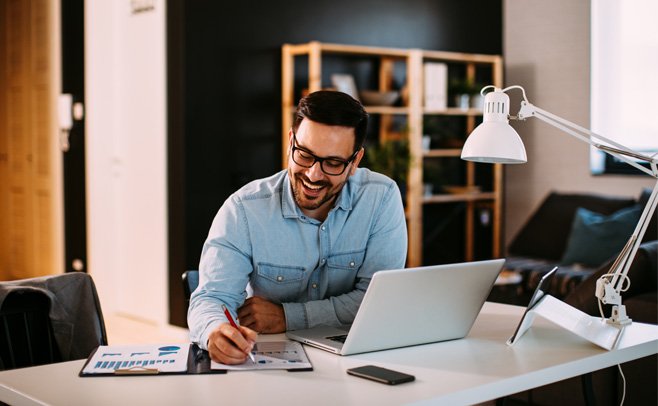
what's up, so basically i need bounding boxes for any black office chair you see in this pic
[182,270,199,316]
[0,272,107,371]
[0,290,61,370]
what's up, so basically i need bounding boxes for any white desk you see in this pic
[1,302,657,406]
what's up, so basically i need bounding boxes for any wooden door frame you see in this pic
[0,0,65,280]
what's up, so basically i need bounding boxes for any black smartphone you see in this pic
[346,365,415,385]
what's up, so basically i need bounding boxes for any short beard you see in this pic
[291,173,335,210]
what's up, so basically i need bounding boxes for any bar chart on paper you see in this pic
[81,344,190,374]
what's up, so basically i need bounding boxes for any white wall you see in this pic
[85,0,168,324]
[503,0,653,247]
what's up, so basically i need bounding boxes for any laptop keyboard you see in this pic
[326,334,348,343]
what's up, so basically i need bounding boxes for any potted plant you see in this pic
[364,139,411,190]
[449,78,482,109]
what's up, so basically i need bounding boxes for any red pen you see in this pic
[222,304,256,363]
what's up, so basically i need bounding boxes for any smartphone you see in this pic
[346,365,415,385]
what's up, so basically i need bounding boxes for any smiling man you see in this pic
[188,90,408,364]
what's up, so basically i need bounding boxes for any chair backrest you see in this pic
[0,290,61,370]
[182,270,199,316]
[0,272,107,370]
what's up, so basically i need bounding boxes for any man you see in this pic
[188,90,407,364]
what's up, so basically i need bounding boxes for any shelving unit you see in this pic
[281,42,503,267]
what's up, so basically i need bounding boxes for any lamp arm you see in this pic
[517,102,658,177]
[514,99,658,309]
[605,181,658,293]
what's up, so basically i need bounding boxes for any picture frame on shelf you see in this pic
[331,74,359,101]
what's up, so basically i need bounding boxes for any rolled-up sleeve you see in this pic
[187,195,252,350]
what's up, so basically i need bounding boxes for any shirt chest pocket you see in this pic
[325,250,366,294]
[251,263,306,302]
[326,250,365,270]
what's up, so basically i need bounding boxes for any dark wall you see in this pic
[61,0,87,274]
[168,0,502,325]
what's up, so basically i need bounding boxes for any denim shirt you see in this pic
[188,168,407,349]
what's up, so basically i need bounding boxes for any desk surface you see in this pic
[1,302,657,406]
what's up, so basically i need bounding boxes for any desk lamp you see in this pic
[461,85,658,329]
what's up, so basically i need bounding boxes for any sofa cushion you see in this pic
[508,192,637,261]
[625,293,657,324]
[638,187,658,243]
[560,205,642,267]
[564,241,658,317]
[504,256,596,300]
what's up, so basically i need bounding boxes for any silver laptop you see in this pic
[286,259,505,355]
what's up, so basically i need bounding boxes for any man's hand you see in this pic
[207,322,258,365]
[238,296,286,333]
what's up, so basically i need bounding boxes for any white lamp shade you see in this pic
[461,121,527,163]
[461,87,528,163]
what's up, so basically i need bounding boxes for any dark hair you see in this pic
[292,90,368,152]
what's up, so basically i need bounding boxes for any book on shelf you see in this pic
[423,62,447,110]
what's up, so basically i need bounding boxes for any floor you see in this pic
[103,312,190,345]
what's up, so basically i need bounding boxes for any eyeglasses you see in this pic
[290,134,358,176]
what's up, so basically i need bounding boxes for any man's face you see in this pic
[288,119,363,219]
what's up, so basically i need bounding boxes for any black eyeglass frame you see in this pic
[290,133,360,176]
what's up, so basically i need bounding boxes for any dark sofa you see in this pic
[509,241,657,406]
[501,188,657,405]
[502,188,657,304]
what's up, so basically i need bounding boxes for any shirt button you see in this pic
[349,261,355,267]
[311,283,318,289]
[320,258,326,265]
[321,225,326,231]
[276,275,284,282]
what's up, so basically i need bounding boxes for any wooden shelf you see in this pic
[423,108,483,116]
[423,149,463,158]
[282,42,503,267]
[284,41,501,64]
[364,106,410,115]
[423,192,496,204]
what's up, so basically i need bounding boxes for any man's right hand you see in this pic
[207,322,258,365]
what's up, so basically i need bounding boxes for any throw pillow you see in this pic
[561,205,643,267]
[638,187,658,242]
[508,192,636,261]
